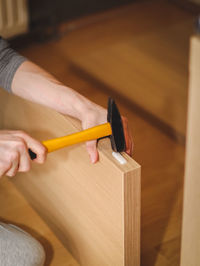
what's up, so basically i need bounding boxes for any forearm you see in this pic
[0,38,132,165]
[0,36,106,123]
[12,61,106,122]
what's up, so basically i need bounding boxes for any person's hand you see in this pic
[81,104,133,163]
[11,61,133,164]
[0,130,47,178]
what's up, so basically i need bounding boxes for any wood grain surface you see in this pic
[59,0,194,139]
[0,89,141,266]
[0,177,79,266]
[180,36,200,266]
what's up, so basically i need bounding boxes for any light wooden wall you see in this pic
[181,36,200,266]
[0,89,141,266]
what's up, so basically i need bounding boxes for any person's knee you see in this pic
[0,223,45,266]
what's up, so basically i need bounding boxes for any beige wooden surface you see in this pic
[0,89,141,266]
[59,0,194,139]
[180,36,200,266]
[0,177,79,266]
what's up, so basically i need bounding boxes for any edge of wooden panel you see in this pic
[180,34,200,266]
[124,166,141,266]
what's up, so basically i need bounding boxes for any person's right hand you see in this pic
[0,130,47,178]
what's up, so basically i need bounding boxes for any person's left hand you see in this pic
[81,105,133,163]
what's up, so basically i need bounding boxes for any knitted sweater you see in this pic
[0,37,26,92]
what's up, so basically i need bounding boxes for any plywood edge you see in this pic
[124,167,141,266]
[190,35,200,43]
[180,34,200,266]
[190,35,200,71]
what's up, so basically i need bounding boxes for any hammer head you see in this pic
[107,98,126,152]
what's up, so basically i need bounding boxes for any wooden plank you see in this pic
[0,89,140,266]
[0,178,79,266]
[180,36,200,266]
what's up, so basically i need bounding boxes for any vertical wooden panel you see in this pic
[0,89,140,266]
[124,170,140,265]
[181,36,200,266]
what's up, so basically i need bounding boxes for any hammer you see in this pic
[28,98,126,159]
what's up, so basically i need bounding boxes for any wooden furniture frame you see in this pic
[0,89,141,266]
[180,35,200,266]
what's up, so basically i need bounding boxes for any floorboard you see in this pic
[57,0,194,139]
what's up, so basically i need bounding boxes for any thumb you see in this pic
[86,140,99,163]
[13,131,47,164]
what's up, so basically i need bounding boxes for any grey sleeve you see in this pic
[0,37,27,93]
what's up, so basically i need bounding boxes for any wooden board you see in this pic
[57,1,194,139]
[0,178,79,266]
[180,36,200,266]
[0,89,141,266]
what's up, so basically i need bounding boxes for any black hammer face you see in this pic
[107,98,126,152]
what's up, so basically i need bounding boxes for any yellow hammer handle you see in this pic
[42,122,112,153]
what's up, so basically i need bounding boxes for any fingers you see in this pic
[121,116,134,156]
[86,140,99,163]
[4,138,30,177]
[13,131,47,164]
[81,106,133,161]
[0,160,12,178]
[82,109,106,164]
[83,114,133,163]
[6,153,19,177]
[0,130,47,179]
[126,126,134,156]
[18,148,31,172]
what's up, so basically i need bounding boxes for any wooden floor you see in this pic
[0,1,188,265]
[57,0,194,139]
